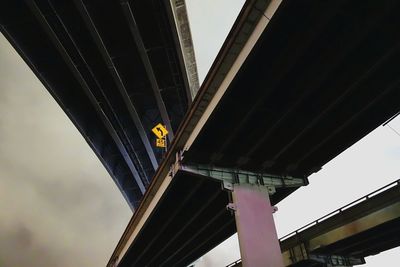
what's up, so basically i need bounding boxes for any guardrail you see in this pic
[226,259,242,267]
[279,179,400,241]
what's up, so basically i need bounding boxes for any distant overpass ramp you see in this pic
[228,179,400,266]
[280,179,400,266]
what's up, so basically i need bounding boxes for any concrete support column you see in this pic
[232,184,284,267]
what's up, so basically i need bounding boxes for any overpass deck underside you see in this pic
[0,0,197,209]
[109,0,400,265]
[186,0,400,179]
[118,162,306,267]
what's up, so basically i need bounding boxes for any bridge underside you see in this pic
[186,0,400,179]
[118,164,306,267]
[119,169,234,267]
[0,0,198,209]
[111,0,400,265]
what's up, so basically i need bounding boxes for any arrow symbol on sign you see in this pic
[156,127,163,137]
[152,123,169,139]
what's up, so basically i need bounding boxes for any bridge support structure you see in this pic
[231,184,283,267]
[283,242,366,266]
[310,254,365,267]
[180,161,308,267]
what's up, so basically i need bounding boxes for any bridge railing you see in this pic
[279,179,400,241]
[225,259,242,267]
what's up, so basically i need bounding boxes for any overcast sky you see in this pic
[0,32,132,266]
[0,1,399,267]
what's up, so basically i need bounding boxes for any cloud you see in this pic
[0,33,131,267]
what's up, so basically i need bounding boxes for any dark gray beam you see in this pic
[120,1,174,142]
[243,8,385,165]
[25,0,146,194]
[292,43,400,168]
[207,1,347,166]
[164,209,232,266]
[130,179,204,265]
[46,0,150,189]
[72,0,159,170]
[145,187,222,266]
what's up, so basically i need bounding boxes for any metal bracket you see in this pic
[272,206,278,213]
[227,203,237,211]
[169,150,185,178]
[267,186,276,195]
[226,203,237,215]
[222,180,234,191]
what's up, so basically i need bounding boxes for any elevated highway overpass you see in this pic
[2,0,400,266]
[108,0,400,266]
[0,0,198,210]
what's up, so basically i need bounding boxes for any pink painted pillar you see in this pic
[232,184,284,267]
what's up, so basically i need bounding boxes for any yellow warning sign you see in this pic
[152,123,168,139]
[156,138,166,148]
